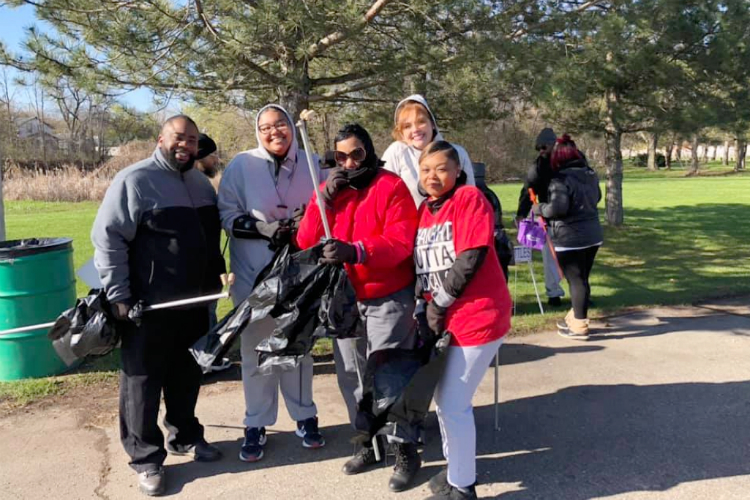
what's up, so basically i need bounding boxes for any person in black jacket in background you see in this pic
[532,134,603,340]
[516,128,566,306]
[91,115,228,496]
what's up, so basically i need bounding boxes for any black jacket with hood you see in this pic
[534,158,603,249]
[517,154,554,218]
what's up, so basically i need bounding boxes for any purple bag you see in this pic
[517,214,547,250]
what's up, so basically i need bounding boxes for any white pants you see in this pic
[240,316,318,428]
[543,243,565,298]
[434,337,504,488]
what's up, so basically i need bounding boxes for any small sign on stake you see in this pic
[513,246,533,264]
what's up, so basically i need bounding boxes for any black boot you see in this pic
[342,443,381,475]
[389,443,421,492]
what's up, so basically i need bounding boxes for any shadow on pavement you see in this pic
[163,422,360,496]
[467,381,750,499]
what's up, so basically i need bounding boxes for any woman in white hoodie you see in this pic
[382,94,475,207]
[218,104,324,463]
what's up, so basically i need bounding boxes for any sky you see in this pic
[0,4,155,112]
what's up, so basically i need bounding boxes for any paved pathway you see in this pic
[2,299,750,499]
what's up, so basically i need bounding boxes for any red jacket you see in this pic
[296,169,418,300]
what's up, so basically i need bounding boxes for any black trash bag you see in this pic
[190,243,359,374]
[47,289,119,367]
[353,331,452,444]
[255,243,360,374]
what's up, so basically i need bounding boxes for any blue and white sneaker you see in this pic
[295,417,325,448]
[239,427,267,462]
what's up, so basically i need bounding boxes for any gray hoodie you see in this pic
[217,104,322,304]
[381,94,475,206]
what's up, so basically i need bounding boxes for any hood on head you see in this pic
[394,94,442,140]
[255,104,298,161]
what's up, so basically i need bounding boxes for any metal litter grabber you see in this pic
[0,291,230,337]
[296,109,332,240]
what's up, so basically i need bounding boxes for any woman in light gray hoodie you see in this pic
[382,94,476,207]
[218,104,324,463]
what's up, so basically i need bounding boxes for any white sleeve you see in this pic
[456,145,476,186]
[381,142,401,175]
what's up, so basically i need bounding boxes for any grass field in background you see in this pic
[2,166,750,405]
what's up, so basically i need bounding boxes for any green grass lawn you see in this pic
[2,170,749,405]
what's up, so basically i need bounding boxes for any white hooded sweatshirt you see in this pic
[218,104,322,303]
[381,94,475,207]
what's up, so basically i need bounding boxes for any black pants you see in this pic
[556,246,599,320]
[119,307,207,473]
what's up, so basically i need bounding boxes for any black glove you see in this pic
[263,220,292,249]
[426,302,447,334]
[319,239,358,265]
[233,215,291,248]
[321,168,349,206]
[289,204,306,233]
[415,311,436,346]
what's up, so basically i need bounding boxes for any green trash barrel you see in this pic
[0,238,77,381]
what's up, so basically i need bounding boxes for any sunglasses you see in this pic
[334,148,367,164]
[535,145,549,152]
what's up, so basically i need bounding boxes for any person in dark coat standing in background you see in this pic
[91,115,227,497]
[516,128,566,306]
[195,133,220,179]
[532,134,603,340]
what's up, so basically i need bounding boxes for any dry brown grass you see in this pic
[2,140,222,202]
[3,163,113,202]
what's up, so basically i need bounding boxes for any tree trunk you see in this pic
[711,145,717,161]
[665,142,673,170]
[701,144,709,163]
[688,134,700,175]
[723,140,730,165]
[735,138,746,172]
[647,131,659,171]
[604,129,624,226]
[675,142,681,161]
[604,88,624,226]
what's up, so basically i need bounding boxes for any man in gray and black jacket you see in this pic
[91,115,226,496]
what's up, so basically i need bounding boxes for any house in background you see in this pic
[16,117,60,152]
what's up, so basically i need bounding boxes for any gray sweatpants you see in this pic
[543,243,565,298]
[333,285,417,428]
[240,316,318,428]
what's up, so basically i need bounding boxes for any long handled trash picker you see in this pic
[296,109,332,241]
[0,292,230,337]
[529,188,564,281]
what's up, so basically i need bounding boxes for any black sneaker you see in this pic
[167,438,222,462]
[239,427,267,462]
[296,416,325,448]
[547,296,563,307]
[342,445,380,475]
[137,467,165,497]
[426,482,478,500]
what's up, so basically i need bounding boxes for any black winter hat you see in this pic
[197,133,217,160]
[535,128,557,148]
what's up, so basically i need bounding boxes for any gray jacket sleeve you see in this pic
[217,158,246,233]
[91,174,140,304]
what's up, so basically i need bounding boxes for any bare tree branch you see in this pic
[306,0,392,60]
